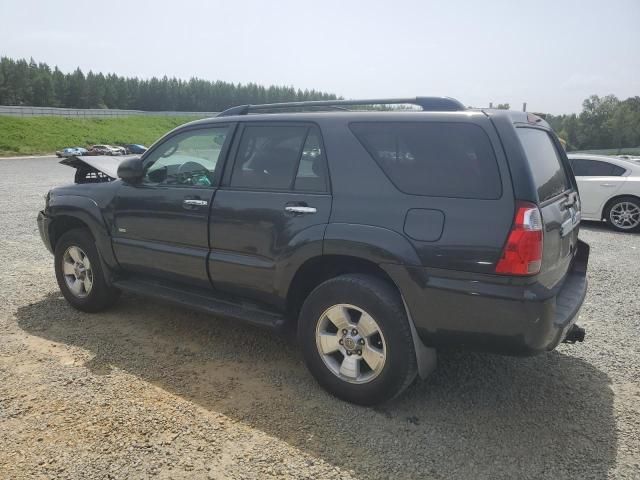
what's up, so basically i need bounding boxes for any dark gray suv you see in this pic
[38,97,588,405]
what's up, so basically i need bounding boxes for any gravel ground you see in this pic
[1,156,639,480]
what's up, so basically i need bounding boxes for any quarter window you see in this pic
[517,128,570,202]
[143,127,229,186]
[570,159,626,177]
[349,122,502,199]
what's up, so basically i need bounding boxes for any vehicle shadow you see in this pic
[16,292,617,479]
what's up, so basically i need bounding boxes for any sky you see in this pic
[0,0,638,114]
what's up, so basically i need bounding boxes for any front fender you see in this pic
[48,194,118,269]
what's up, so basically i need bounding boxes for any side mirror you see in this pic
[117,156,144,183]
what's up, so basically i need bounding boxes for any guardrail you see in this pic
[0,105,219,118]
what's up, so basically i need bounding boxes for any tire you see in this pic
[604,196,640,233]
[298,274,418,405]
[54,228,120,312]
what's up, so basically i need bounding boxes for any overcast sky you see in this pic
[1,0,638,114]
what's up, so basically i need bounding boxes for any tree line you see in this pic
[1,57,638,150]
[0,57,337,112]
[544,95,640,151]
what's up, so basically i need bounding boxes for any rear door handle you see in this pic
[285,206,317,214]
[183,199,208,206]
[600,183,616,187]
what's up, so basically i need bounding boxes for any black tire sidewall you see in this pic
[299,274,416,405]
[606,196,640,233]
[54,228,117,312]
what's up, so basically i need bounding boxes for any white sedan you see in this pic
[568,153,640,232]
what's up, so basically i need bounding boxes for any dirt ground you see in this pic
[1,157,639,479]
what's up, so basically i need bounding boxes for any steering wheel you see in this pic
[178,161,211,185]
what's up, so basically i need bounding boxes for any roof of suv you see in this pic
[176,97,551,130]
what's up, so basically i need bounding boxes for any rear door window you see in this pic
[231,125,307,190]
[517,128,570,202]
[570,158,626,177]
[349,122,501,199]
[230,124,328,192]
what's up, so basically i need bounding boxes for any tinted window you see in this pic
[294,128,328,192]
[349,122,501,199]
[231,125,308,190]
[570,159,626,177]
[143,126,229,186]
[517,128,570,202]
[230,125,328,192]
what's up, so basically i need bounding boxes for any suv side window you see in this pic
[230,124,328,191]
[349,122,501,199]
[570,158,626,177]
[143,126,229,187]
[294,127,328,192]
[516,128,570,202]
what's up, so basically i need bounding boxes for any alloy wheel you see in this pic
[315,304,387,384]
[62,245,94,298]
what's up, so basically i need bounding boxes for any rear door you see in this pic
[208,123,331,307]
[568,158,627,216]
[516,127,579,287]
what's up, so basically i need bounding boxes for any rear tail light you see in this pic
[495,201,543,276]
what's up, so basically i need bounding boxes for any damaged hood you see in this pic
[59,155,139,179]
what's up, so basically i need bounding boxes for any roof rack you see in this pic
[216,97,465,117]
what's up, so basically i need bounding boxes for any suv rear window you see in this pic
[517,128,570,202]
[349,122,501,199]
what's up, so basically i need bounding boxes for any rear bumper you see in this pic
[37,210,54,254]
[385,240,589,356]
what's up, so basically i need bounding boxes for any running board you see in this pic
[112,278,286,330]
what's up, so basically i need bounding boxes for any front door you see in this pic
[112,124,233,287]
[209,123,331,307]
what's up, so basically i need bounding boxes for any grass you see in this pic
[0,115,203,156]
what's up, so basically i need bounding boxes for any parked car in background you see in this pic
[123,144,147,154]
[568,153,640,232]
[87,145,122,156]
[55,147,87,158]
[38,97,589,405]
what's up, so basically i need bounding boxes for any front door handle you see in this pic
[600,183,616,187]
[183,199,208,206]
[285,205,317,214]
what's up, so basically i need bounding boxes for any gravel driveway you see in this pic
[1,156,638,479]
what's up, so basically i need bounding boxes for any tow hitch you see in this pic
[563,324,585,344]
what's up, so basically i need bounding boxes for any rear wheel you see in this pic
[54,228,119,312]
[298,274,417,405]
[605,196,640,232]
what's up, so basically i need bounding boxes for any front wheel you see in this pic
[298,274,417,405]
[54,228,119,312]
[605,196,640,232]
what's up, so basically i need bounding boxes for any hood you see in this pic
[59,155,139,181]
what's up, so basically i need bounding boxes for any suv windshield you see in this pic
[517,128,570,202]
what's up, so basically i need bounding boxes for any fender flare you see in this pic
[322,223,437,378]
[48,195,118,271]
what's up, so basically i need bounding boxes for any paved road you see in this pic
[0,156,638,479]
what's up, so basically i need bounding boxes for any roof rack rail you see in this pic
[216,97,465,117]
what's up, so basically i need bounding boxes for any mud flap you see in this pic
[402,296,437,379]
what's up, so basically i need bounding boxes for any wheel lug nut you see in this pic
[356,349,362,355]
[359,338,365,345]
[346,351,352,356]
[342,329,348,335]
[338,339,343,345]
[351,329,358,335]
